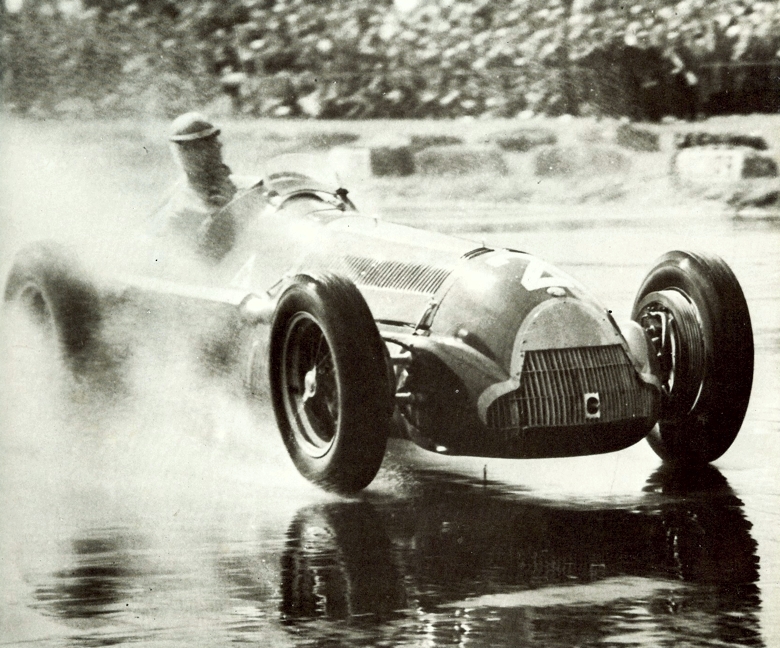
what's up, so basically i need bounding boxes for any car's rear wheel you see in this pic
[632,251,753,464]
[4,241,101,373]
[269,274,392,493]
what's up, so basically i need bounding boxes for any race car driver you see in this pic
[154,112,257,258]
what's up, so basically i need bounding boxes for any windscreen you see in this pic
[262,153,341,196]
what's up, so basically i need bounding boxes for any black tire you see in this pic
[632,251,753,464]
[4,241,101,372]
[269,274,392,493]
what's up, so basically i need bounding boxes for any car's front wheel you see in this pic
[269,274,392,493]
[632,251,753,465]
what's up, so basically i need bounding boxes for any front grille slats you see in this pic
[487,345,654,431]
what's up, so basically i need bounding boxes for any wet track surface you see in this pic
[1,206,779,647]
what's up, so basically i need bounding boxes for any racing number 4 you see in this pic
[520,258,577,292]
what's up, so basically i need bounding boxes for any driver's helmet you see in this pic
[169,112,220,142]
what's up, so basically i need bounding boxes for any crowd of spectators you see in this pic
[3,0,779,119]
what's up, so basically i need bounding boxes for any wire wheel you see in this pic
[270,274,392,493]
[632,251,753,464]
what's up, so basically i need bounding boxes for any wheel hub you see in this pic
[303,367,318,401]
[641,306,677,393]
[280,313,339,458]
[636,289,706,419]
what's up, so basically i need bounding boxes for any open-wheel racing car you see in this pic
[4,156,754,493]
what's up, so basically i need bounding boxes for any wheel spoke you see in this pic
[314,331,326,366]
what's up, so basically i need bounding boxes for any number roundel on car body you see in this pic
[519,257,579,292]
[428,250,610,375]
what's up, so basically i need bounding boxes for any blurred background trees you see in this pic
[2,0,779,119]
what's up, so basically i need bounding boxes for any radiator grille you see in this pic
[487,345,654,430]
[334,256,453,295]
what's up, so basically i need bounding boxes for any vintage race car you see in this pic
[4,156,754,493]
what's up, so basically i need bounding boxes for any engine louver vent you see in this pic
[487,345,654,430]
[335,256,453,295]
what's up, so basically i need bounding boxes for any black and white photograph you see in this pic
[1,0,779,645]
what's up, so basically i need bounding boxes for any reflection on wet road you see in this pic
[1,208,778,647]
[3,463,764,647]
[278,466,760,647]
